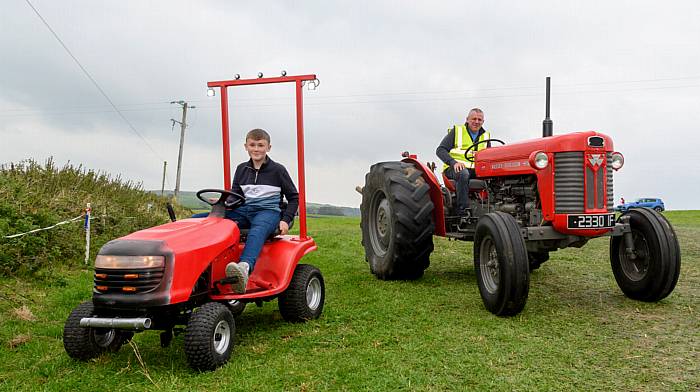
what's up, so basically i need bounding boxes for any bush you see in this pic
[0,158,191,276]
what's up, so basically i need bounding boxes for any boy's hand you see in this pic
[279,221,289,235]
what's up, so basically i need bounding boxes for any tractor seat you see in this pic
[442,172,486,192]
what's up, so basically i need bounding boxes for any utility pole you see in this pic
[170,100,195,200]
[160,161,167,196]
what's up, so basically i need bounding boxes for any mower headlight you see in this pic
[529,151,549,170]
[95,255,165,269]
[611,152,624,170]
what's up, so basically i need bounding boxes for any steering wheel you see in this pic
[196,189,245,209]
[464,139,506,163]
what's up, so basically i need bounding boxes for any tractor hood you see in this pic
[476,131,615,177]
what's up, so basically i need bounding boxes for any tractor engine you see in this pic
[486,175,539,227]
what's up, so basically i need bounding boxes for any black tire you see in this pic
[653,206,663,212]
[278,264,325,322]
[474,212,530,316]
[63,301,127,360]
[360,161,435,280]
[528,252,549,271]
[610,208,681,302]
[226,300,246,317]
[184,302,235,371]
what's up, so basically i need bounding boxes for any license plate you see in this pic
[567,214,615,229]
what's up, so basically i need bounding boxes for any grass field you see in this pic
[1,211,698,391]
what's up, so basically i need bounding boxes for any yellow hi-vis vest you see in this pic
[443,125,490,171]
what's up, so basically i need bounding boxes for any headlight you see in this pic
[611,152,624,170]
[529,151,549,170]
[95,255,165,269]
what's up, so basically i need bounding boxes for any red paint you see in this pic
[207,74,317,240]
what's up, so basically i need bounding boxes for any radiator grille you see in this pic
[606,152,614,210]
[94,267,164,293]
[554,152,584,213]
[554,152,614,213]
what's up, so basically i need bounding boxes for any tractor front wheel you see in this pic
[610,208,680,302]
[474,212,530,316]
[184,302,235,371]
[360,161,435,280]
[63,301,128,360]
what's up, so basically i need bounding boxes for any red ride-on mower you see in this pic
[63,73,324,371]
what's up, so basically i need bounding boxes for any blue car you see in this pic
[616,198,665,212]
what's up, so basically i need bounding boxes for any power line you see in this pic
[24,0,165,161]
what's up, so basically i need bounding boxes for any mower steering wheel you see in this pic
[196,189,245,209]
[464,139,506,163]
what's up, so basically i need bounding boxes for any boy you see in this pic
[224,128,299,293]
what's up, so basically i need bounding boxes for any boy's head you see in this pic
[244,128,271,164]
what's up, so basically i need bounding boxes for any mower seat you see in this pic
[239,219,294,243]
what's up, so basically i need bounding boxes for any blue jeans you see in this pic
[444,167,475,212]
[192,205,280,272]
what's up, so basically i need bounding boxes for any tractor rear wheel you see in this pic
[360,161,435,280]
[610,208,680,302]
[474,212,530,316]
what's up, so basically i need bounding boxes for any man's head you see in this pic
[466,108,484,132]
[244,128,271,163]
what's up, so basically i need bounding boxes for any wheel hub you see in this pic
[212,320,231,355]
[92,328,116,348]
[480,238,500,294]
[620,231,650,281]
[306,276,322,311]
[369,192,392,256]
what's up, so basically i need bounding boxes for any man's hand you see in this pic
[279,221,289,235]
[453,162,466,173]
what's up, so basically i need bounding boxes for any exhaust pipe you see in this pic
[543,76,553,137]
[80,317,152,330]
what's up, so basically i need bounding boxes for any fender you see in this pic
[210,236,317,300]
[401,157,446,237]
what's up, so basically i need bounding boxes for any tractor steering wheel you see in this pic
[464,139,506,163]
[196,189,245,209]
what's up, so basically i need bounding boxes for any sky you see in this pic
[1,0,699,209]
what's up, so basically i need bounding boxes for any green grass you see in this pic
[1,212,698,391]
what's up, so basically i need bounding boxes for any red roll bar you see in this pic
[207,74,317,240]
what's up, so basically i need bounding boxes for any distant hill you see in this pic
[154,190,360,216]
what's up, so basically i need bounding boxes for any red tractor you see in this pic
[359,78,680,316]
[63,73,324,371]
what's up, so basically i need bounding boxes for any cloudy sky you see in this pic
[2,1,699,209]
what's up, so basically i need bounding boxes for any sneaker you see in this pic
[225,262,250,294]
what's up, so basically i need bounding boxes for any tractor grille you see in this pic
[554,152,613,213]
[554,152,584,213]
[94,267,164,294]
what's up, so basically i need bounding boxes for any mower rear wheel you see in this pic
[474,212,530,316]
[184,302,235,371]
[226,300,247,317]
[63,301,128,360]
[360,161,434,280]
[278,264,325,322]
[610,208,680,301]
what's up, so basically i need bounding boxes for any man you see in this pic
[436,108,491,217]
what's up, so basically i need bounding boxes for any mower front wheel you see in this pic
[278,264,325,322]
[63,301,128,360]
[184,302,235,371]
[474,212,530,316]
